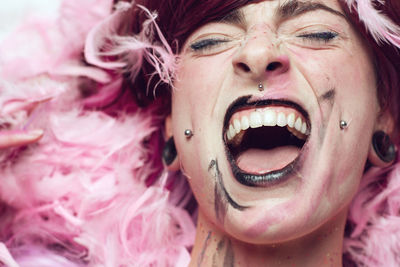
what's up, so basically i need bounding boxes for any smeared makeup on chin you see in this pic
[209,159,249,224]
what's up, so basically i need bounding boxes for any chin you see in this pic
[203,94,366,244]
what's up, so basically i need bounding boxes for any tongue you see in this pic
[236,146,300,174]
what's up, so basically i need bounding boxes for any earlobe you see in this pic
[368,110,397,167]
[368,131,397,167]
[162,137,180,170]
[163,116,180,171]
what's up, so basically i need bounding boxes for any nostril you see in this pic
[266,61,282,71]
[237,62,251,72]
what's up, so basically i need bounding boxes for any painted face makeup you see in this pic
[171,0,380,244]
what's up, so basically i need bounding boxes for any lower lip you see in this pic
[225,144,308,187]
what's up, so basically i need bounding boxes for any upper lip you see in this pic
[223,96,310,136]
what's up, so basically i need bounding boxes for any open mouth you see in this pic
[223,97,310,187]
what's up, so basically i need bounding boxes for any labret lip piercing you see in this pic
[340,120,348,130]
[184,129,193,139]
[258,82,264,91]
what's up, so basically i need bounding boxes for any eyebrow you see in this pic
[277,0,346,20]
[218,9,246,25]
[216,0,346,27]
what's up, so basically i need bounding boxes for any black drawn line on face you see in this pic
[212,239,226,267]
[214,177,226,224]
[209,159,249,222]
[318,88,336,144]
[319,88,336,105]
[197,231,212,267]
[217,238,226,253]
[223,240,235,267]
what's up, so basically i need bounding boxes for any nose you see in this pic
[232,33,290,81]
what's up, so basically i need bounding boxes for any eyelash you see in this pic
[297,31,338,42]
[189,30,338,52]
[190,38,229,51]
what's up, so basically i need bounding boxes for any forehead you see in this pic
[228,0,344,25]
[245,0,342,11]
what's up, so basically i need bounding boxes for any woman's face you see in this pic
[170,0,380,243]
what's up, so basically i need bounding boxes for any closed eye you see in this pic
[190,38,230,51]
[297,31,338,42]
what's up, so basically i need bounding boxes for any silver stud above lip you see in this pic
[258,82,264,91]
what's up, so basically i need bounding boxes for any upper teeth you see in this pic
[226,109,309,141]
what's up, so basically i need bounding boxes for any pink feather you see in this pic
[344,0,400,48]
[345,152,400,266]
[85,2,177,96]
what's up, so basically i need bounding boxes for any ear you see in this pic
[163,115,180,171]
[368,109,397,167]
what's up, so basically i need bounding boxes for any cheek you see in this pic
[172,59,230,219]
[172,59,226,139]
[288,50,335,93]
[287,44,376,99]
[286,44,377,222]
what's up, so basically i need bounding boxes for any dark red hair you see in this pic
[114,0,253,108]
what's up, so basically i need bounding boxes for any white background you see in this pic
[0,0,60,41]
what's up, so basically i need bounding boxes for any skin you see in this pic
[1,89,44,149]
[0,129,43,149]
[1,102,43,150]
[167,0,394,265]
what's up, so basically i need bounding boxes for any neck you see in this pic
[189,210,347,267]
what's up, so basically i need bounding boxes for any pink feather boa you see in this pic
[344,160,400,266]
[0,0,194,266]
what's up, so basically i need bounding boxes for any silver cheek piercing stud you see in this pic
[340,120,348,130]
[184,129,193,139]
[258,82,264,91]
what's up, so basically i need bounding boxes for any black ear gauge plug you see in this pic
[372,131,396,163]
[162,137,177,166]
